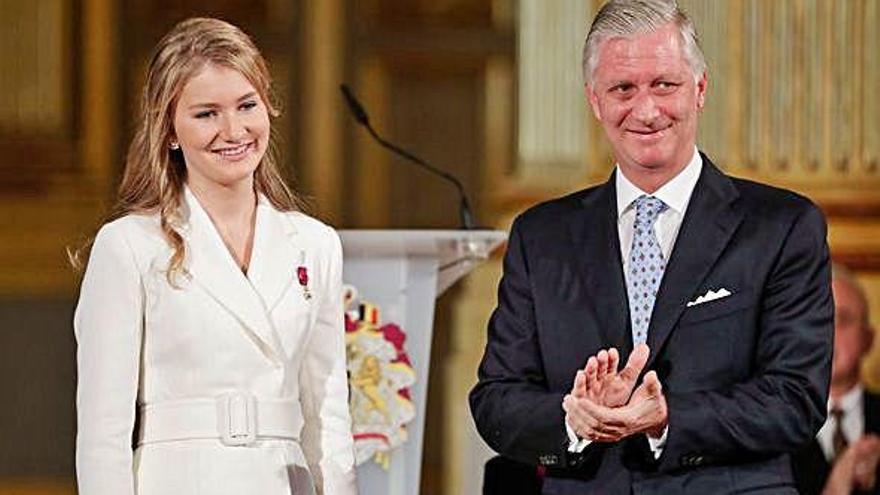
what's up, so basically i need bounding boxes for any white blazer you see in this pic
[75,188,357,495]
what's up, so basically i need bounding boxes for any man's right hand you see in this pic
[564,344,652,443]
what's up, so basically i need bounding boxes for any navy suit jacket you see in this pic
[792,391,880,495]
[470,154,834,494]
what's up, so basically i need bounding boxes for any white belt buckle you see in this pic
[217,392,257,446]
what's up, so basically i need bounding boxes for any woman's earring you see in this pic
[169,141,180,150]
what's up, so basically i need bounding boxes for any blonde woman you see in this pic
[74,18,356,494]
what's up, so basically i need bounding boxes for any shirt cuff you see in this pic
[647,426,668,459]
[565,419,592,453]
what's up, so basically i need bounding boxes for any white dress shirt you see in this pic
[817,385,865,461]
[566,147,703,458]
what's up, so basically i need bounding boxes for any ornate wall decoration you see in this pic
[343,285,416,469]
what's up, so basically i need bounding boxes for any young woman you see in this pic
[74,18,356,495]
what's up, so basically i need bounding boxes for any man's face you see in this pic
[831,278,872,388]
[587,23,706,179]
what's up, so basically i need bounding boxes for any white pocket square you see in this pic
[686,288,732,307]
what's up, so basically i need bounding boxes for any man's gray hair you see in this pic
[832,262,872,325]
[583,0,707,84]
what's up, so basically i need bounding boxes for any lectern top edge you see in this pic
[338,229,507,261]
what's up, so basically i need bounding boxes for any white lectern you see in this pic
[339,230,507,495]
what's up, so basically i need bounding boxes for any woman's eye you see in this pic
[194,110,215,119]
[240,101,258,111]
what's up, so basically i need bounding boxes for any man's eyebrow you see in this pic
[653,73,684,81]
[606,80,633,88]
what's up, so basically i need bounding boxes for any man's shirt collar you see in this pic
[616,147,703,217]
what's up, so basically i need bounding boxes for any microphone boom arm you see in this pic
[340,84,476,230]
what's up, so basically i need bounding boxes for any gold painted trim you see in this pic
[80,0,118,188]
[352,58,391,227]
[300,0,345,223]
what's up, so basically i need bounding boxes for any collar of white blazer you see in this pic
[179,186,304,365]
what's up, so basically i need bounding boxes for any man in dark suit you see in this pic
[793,265,880,495]
[469,0,834,493]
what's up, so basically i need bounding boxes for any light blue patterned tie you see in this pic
[627,195,668,345]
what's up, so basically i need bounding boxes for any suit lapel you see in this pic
[247,197,302,314]
[181,187,284,364]
[573,175,633,358]
[645,156,744,369]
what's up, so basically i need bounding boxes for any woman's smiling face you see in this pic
[172,63,270,191]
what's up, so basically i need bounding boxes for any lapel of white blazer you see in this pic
[247,195,303,315]
[181,187,285,365]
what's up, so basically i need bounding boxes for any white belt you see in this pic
[137,392,302,447]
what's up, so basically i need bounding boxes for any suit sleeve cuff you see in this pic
[565,419,592,453]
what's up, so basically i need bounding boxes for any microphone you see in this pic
[339,84,476,230]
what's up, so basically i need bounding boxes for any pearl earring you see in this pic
[169,142,180,150]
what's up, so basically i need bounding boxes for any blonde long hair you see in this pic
[73,17,305,283]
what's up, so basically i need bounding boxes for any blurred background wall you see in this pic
[0,1,877,494]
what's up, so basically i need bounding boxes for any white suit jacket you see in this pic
[75,188,357,495]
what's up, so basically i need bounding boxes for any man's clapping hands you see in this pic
[562,344,668,443]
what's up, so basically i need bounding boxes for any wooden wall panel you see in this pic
[0,0,73,136]
[386,72,483,229]
[0,0,79,193]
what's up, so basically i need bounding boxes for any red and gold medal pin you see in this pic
[297,266,312,300]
